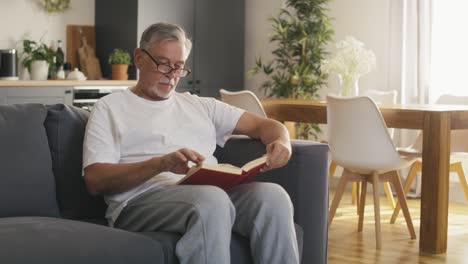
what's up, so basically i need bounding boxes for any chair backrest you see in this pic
[410,94,468,152]
[363,89,398,105]
[219,89,267,117]
[363,89,398,138]
[436,94,468,105]
[327,95,404,173]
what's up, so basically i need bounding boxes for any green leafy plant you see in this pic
[21,39,56,73]
[248,0,334,139]
[108,49,132,65]
[41,0,71,14]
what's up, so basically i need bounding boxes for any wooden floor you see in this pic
[327,191,468,264]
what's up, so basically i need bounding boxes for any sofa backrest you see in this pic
[44,104,107,220]
[0,104,60,217]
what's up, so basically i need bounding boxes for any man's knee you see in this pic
[188,186,235,222]
[249,182,294,214]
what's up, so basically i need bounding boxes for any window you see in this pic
[430,1,468,101]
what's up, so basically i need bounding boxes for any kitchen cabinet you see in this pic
[0,80,137,107]
[0,87,73,105]
[95,0,244,97]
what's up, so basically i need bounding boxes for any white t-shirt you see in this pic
[83,89,244,226]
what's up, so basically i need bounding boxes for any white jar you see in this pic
[30,60,49,80]
[66,68,87,81]
[56,66,65,80]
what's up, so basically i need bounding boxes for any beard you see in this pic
[150,76,176,99]
[152,83,174,99]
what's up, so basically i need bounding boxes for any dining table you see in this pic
[261,98,468,254]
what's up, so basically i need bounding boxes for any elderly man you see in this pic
[83,22,299,264]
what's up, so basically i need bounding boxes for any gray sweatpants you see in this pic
[114,182,299,264]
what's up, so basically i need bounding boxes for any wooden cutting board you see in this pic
[66,25,102,79]
[78,35,102,80]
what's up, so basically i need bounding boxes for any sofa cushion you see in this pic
[139,231,180,264]
[0,217,164,264]
[44,104,107,219]
[0,104,59,217]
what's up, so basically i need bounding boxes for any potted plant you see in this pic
[108,48,132,80]
[21,39,56,80]
[248,0,334,139]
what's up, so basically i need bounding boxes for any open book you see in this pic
[177,156,267,190]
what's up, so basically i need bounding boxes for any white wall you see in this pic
[244,0,285,98]
[0,0,94,56]
[245,0,394,98]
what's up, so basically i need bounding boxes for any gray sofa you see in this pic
[0,103,329,264]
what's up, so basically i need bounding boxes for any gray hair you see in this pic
[139,22,192,54]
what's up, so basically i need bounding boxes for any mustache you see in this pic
[158,77,175,85]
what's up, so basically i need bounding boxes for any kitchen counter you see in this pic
[0,80,138,87]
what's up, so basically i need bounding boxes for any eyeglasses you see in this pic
[141,49,191,77]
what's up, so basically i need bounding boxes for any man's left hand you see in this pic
[262,139,292,172]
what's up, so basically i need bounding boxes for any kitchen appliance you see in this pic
[0,49,18,80]
[73,86,128,110]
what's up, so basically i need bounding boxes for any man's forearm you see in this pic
[84,157,165,195]
[258,119,291,146]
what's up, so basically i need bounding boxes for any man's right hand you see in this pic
[159,148,205,174]
[84,148,205,195]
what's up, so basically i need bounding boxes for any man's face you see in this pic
[135,40,188,100]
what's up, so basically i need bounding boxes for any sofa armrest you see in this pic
[214,137,329,264]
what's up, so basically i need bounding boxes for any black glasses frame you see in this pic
[141,48,191,77]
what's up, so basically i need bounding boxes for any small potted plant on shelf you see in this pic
[21,39,56,80]
[108,48,132,80]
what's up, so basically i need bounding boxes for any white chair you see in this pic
[362,89,398,138]
[327,95,416,249]
[362,89,398,104]
[219,89,267,117]
[391,94,468,223]
[329,89,399,212]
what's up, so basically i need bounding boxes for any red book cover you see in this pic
[177,156,267,190]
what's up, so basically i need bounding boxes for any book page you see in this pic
[187,163,243,176]
[203,164,243,174]
[241,156,267,171]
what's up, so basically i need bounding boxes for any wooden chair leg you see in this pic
[371,172,382,249]
[390,161,420,223]
[329,160,337,183]
[358,180,367,232]
[390,171,416,239]
[329,169,351,226]
[352,182,357,205]
[454,162,468,202]
[384,182,395,209]
[353,182,361,215]
[357,182,361,214]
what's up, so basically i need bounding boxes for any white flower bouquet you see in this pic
[322,36,376,96]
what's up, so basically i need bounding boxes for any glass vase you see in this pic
[338,75,359,97]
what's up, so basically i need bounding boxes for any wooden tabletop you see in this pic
[262,98,468,129]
